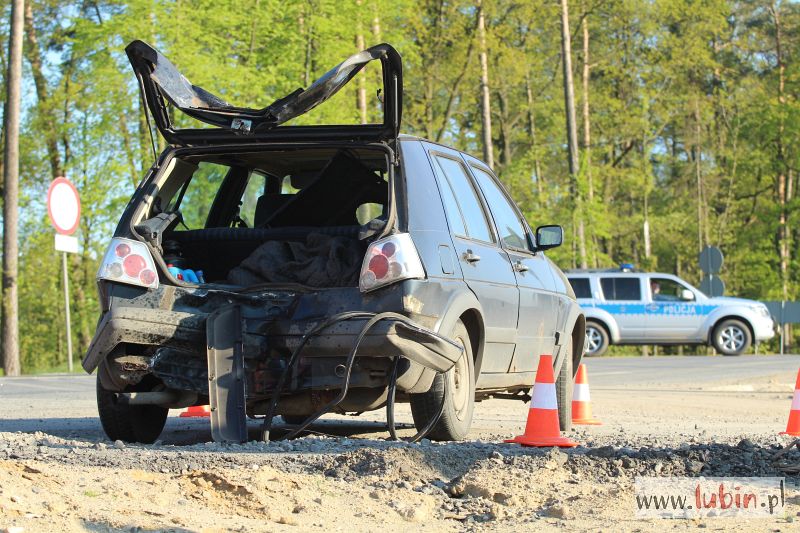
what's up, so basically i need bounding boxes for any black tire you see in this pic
[585,321,609,356]
[410,319,475,441]
[711,319,752,356]
[555,340,574,432]
[96,373,168,444]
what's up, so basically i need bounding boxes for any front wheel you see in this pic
[555,340,574,431]
[410,320,475,441]
[711,319,752,356]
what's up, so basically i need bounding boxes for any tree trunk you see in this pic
[694,99,705,253]
[581,11,592,201]
[559,0,587,268]
[477,0,494,168]
[355,0,367,124]
[2,0,24,376]
[525,73,543,198]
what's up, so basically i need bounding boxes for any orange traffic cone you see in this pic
[781,369,800,436]
[180,405,211,418]
[505,354,578,448]
[572,363,602,425]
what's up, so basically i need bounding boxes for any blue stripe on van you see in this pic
[594,303,718,316]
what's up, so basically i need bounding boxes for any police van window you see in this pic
[600,277,641,301]
[470,166,529,250]
[650,277,693,302]
[568,278,592,299]
[432,155,494,243]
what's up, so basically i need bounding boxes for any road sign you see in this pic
[699,245,723,274]
[700,275,725,297]
[54,234,79,254]
[46,177,81,235]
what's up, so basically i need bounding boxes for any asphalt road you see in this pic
[1,354,798,444]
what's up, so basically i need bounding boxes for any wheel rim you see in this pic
[719,325,745,352]
[586,326,603,354]
[449,337,469,420]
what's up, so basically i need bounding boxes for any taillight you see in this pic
[359,233,425,292]
[98,238,159,289]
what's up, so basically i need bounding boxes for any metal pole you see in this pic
[62,251,73,372]
[781,300,785,356]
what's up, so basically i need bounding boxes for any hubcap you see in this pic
[449,338,469,420]
[719,326,745,352]
[586,326,603,354]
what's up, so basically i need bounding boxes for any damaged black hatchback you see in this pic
[85,41,586,444]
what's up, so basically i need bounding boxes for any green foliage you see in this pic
[4,0,800,370]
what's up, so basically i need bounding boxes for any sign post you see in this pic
[46,177,81,372]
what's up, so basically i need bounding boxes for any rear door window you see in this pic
[432,155,494,243]
[600,277,641,301]
[568,278,592,299]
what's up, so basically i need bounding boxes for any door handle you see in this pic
[513,261,529,273]
[462,250,481,263]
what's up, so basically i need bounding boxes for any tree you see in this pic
[2,0,24,376]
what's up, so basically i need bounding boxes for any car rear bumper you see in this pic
[84,282,460,396]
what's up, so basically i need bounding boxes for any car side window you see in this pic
[650,277,692,302]
[432,155,494,243]
[600,277,641,301]
[568,278,592,299]
[470,166,529,250]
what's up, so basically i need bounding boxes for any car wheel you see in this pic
[410,319,475,441]
[585,321,609,356]
[96,372,168,444]
[712,319,752,356]
[555,340,574,432]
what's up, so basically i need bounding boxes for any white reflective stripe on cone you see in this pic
[530,383,557,410]
[792,390,800,410]
[573,383,590,402]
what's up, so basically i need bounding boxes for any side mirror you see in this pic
[535,225,563,251]
[680,289,695,301]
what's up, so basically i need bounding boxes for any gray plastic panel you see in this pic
[206,305,248,443]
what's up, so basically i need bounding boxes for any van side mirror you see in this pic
[680,289,695,301]
[535,225,563,251]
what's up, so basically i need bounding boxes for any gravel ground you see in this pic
[2,359,800,532]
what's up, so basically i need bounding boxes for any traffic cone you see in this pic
[505,354,579,448]
[180,405,211,418]
[781,369,800,436]
[572,363,602,425]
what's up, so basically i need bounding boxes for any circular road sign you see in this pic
[699,245,723,275]
[700,275,725,297]
[47,177,81,235]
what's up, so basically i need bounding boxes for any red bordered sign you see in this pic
[47,177,81,235]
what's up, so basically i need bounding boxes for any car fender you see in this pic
[701,304,756,340]
[581,305,621,343]
[433,288,486,376]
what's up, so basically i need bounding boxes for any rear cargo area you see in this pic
[136,146,391,288]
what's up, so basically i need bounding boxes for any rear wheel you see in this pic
[712,319,752,356]
[585,321,609,356]
[410,319,475,441]
[96,367,168,444]
[555,340,574,432]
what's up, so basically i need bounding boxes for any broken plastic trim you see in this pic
[260,311,461,443]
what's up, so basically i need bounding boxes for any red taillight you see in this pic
[359,233,425,292]
[123,254,147,277]
[139,269,157,285]
[115,243,131,258]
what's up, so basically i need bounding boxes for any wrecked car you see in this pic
[85,41,586,444]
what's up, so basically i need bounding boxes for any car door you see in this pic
[597,276,646,340]
[645,275,704,341]
[424,143,519,373]
[464,160,559,374]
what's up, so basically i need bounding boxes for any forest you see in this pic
[0,0,798,372]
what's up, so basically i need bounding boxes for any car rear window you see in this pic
[568,278,592,299]
[600,277,641,301]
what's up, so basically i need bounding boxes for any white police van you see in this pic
[566,267,775,356]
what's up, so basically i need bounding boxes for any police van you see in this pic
[566,267,775,356]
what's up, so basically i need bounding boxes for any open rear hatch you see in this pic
[126,40,402,146]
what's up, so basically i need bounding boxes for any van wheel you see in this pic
[712,319,752,356]
[410,319,475,441]
[585,321,609,356]
[555,340,574,432]
[96,374,168,444]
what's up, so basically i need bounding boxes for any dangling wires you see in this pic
[261,311,458,443]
